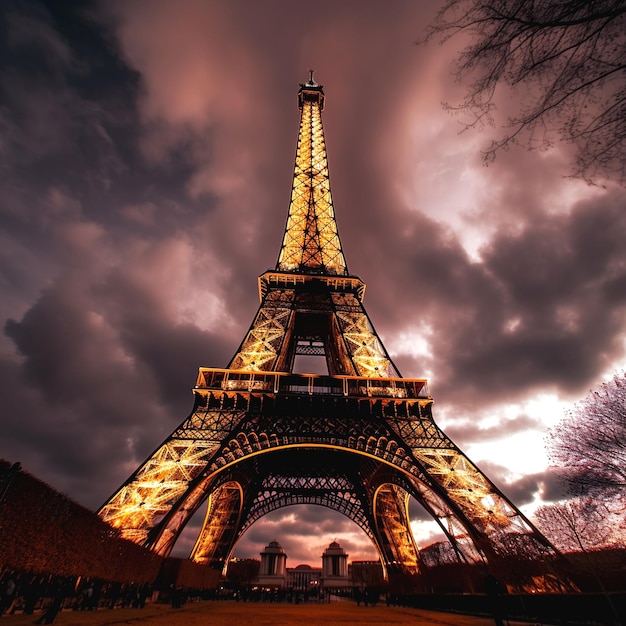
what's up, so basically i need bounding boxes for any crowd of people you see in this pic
[0,569,152,621]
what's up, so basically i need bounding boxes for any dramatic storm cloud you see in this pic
[1,0,625,566]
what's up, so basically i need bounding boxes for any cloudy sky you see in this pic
[2,0,625,567]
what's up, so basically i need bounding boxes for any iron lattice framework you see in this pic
[99,75,561,587]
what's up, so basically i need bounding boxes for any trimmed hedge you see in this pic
[0,460,161,583]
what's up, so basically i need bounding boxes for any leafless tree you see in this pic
[534,497,624,619]
[421,0,626,185]
[533,497,619,552]
[548,371,626,499]
[419,540,462,568]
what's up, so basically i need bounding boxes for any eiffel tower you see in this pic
[99,73,559,586]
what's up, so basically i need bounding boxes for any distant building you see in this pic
[321,541,350,589]
[249,540,381,591]
[285,563,321,591]
[257,540,287,588]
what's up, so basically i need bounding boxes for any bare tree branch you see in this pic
[547,371,626,498]
[533,497,619,552]
[420,0,626,185]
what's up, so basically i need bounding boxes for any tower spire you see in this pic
[277,73,347,276]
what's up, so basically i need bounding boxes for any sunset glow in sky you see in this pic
[2,0,626,567]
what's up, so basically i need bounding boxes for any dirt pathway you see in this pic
[0,600,520,626]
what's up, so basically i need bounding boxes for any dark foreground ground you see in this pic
[0,599,537,626]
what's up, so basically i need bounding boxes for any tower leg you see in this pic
[372,484,420,577]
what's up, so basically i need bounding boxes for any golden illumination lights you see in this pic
[228,292,295,371]
[99,408,243,543]
[98,76,559,588]
[278,84,346,275]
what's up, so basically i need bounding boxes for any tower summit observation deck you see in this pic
[99,74,564,590]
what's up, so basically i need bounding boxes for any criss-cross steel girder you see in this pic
[277,74,347,276]
[99,75,564,590]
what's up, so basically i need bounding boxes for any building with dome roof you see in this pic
[285,563,321,592]
[252,540,359,591]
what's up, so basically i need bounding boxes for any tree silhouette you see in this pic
[422,0,626,185]
[534,497,618,552]
[547,371,626,500]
